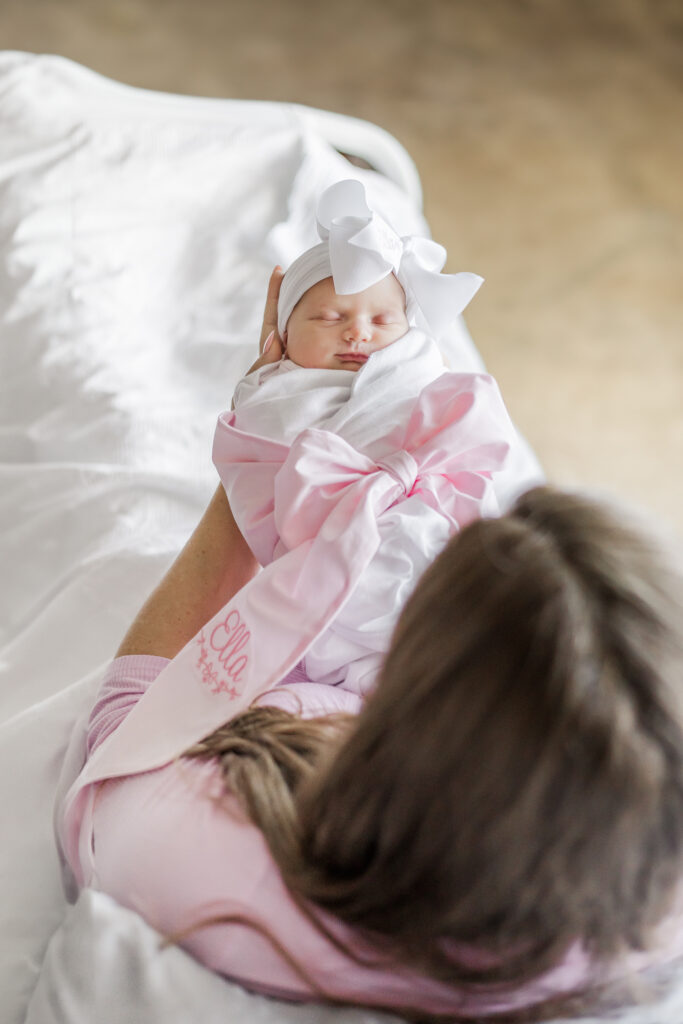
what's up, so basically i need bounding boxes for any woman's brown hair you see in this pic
[187,486,683,1018]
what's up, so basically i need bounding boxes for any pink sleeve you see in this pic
[86,655,170,756]
[85,655,360,759]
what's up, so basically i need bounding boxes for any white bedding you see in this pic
[2,51,673,1024]
[0,50,466,1024]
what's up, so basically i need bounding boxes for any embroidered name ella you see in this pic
[195,610,250,697]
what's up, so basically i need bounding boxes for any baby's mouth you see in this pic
[337,352,369,363]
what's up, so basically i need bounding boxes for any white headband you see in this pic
[277,179,483,340]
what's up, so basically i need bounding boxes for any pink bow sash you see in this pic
[222,372,514,560]
[61,372,514,879]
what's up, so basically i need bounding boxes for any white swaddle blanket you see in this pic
[228,328,513,695]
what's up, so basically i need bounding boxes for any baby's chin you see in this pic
[332,357,366,372]
[285,355,365,372]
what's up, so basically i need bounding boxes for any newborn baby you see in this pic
[215,180,522,696]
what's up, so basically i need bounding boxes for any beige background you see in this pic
[3,0,682,532]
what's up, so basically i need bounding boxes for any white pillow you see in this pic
[25,889,403,1024]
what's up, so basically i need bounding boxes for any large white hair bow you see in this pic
[277,179,483,341]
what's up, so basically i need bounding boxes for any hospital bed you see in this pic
[1,51,678,1024]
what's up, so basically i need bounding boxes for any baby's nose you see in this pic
[344,319,371,344]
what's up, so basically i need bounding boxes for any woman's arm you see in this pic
[116,267,285,660]
[116,484,258,659]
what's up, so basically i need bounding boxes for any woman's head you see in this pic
[191,486,683,1000]
[293,487,683,976]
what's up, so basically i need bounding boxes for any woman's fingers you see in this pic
[244,329,284,377]
[244,267,286,378]
[260,330,283,363]
[260,265,284,351]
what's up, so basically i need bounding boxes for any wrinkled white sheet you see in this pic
[0,50,472,1024]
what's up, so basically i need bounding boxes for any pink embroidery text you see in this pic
[195,609,250,698]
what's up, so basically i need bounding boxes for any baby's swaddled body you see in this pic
[220,327,511,695]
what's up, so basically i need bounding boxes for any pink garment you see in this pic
[73,655,682,1019]
[59,368,518,881]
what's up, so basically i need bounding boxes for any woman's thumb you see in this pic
[261,330,283,363]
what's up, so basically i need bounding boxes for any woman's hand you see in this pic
[246,265,286,375]
[115,267,289,658]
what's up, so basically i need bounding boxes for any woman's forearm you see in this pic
[116,484,258,659]
[116,269,283,661]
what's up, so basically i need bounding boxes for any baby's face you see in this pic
[283,274,409,371]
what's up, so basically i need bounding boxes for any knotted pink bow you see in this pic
[220,372,511,564]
